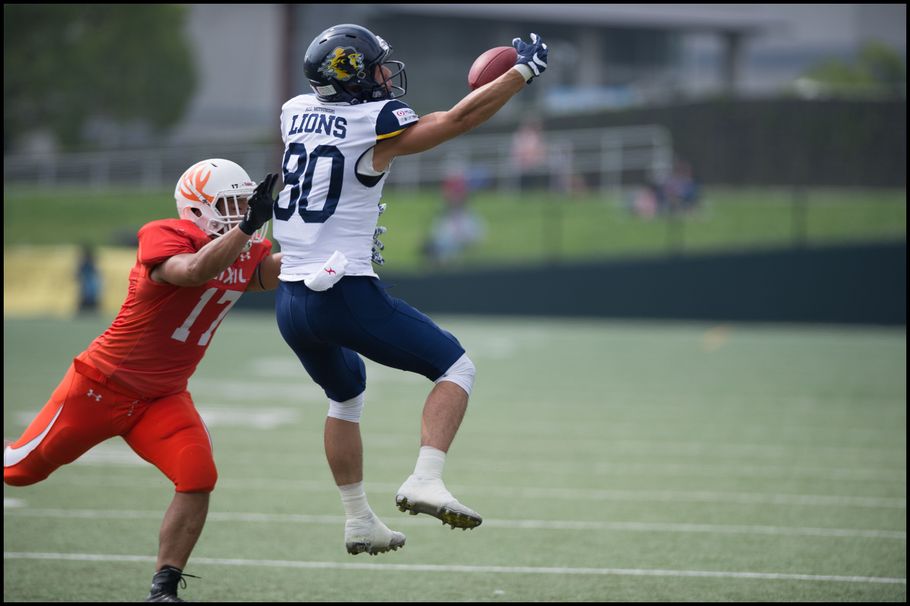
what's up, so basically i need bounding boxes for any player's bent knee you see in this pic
[4,450,55,486]
[176,465,217,493]
[4,466,50,487]
[327,392,365,423]
[435,353,476,396]
[174,445,218,493]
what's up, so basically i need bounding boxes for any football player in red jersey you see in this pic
[3,159,280,602]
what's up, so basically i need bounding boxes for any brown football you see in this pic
[468,46,518,90]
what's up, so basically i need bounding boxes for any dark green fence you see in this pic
[240,241,906,325]
[500,98,907,187]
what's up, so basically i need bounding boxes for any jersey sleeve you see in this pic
[137,221,202,267]
[375,100,419,140]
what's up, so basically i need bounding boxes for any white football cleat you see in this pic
[395,475,482,530]
[344,514,406,556]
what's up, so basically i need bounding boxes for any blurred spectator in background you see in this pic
[510,118,547,191]
[423,169,487,265]
[632,157,701,219]
[664,158,700,213]
[76,244,102,314]
[632,181,664,219]
[551,140,587,195]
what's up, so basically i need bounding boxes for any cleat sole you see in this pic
[346,541,368,555]
[395,496,482,530]
[346,537,405,556]
[346,542,404,556]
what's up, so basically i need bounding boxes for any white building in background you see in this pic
[168,4,285,145]
[104,4,910,145]
[683,4,907,96]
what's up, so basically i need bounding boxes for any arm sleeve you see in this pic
[375,100,419,140]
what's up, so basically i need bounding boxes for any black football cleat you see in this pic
[146,565,199,602]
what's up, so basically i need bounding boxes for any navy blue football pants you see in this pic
[275,276,465,403]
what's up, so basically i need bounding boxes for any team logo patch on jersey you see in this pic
[319,47,364,82]
[393,107,418,126]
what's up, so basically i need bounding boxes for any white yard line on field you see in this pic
[64,454,908,485]
[34,473,907,509]
[472,486,907,509]
[5,508,905,540]
[3,551,905,585]
[216,479,907,509]
[14,422,900,480]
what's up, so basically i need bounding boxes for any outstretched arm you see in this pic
[372,33,549,171]
[151,227,258,287]
[151,174,278,287]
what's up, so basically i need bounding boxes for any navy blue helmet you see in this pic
[303,24,407,104]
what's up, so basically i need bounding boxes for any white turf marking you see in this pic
[220,480,906,510]
[52,445,909,485]
[5,508,905,540]
[194,406,300,430]
[71,443,146,466]
[17,406,302,431]
[188,378,324,400]
[3,552,904,585]
[483,486,906,509]
[41,474,907,509]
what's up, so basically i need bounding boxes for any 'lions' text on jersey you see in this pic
[274,94,418,279]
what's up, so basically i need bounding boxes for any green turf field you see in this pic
[2,314,906,601]
[3,186,906,271]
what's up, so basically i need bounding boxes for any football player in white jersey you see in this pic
[273,23,548,555]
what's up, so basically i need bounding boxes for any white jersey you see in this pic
[274,93,419,280]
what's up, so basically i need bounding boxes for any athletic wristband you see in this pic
[512,64,534,82]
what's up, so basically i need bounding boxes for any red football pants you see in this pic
[4,361,217,493]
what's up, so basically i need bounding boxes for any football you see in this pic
[468,46,518,90]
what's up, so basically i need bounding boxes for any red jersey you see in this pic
[78,219,272,399]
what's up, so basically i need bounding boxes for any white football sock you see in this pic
[338,481,372,519]
[412,446,446,480]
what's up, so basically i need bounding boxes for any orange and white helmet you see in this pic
[174,158,266,242]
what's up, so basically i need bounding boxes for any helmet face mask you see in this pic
[174,159,266,243]
[304,24,407,104]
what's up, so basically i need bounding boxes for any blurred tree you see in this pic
[4,5,196,151]
[857,43,908,97]
[799,42,906,98]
